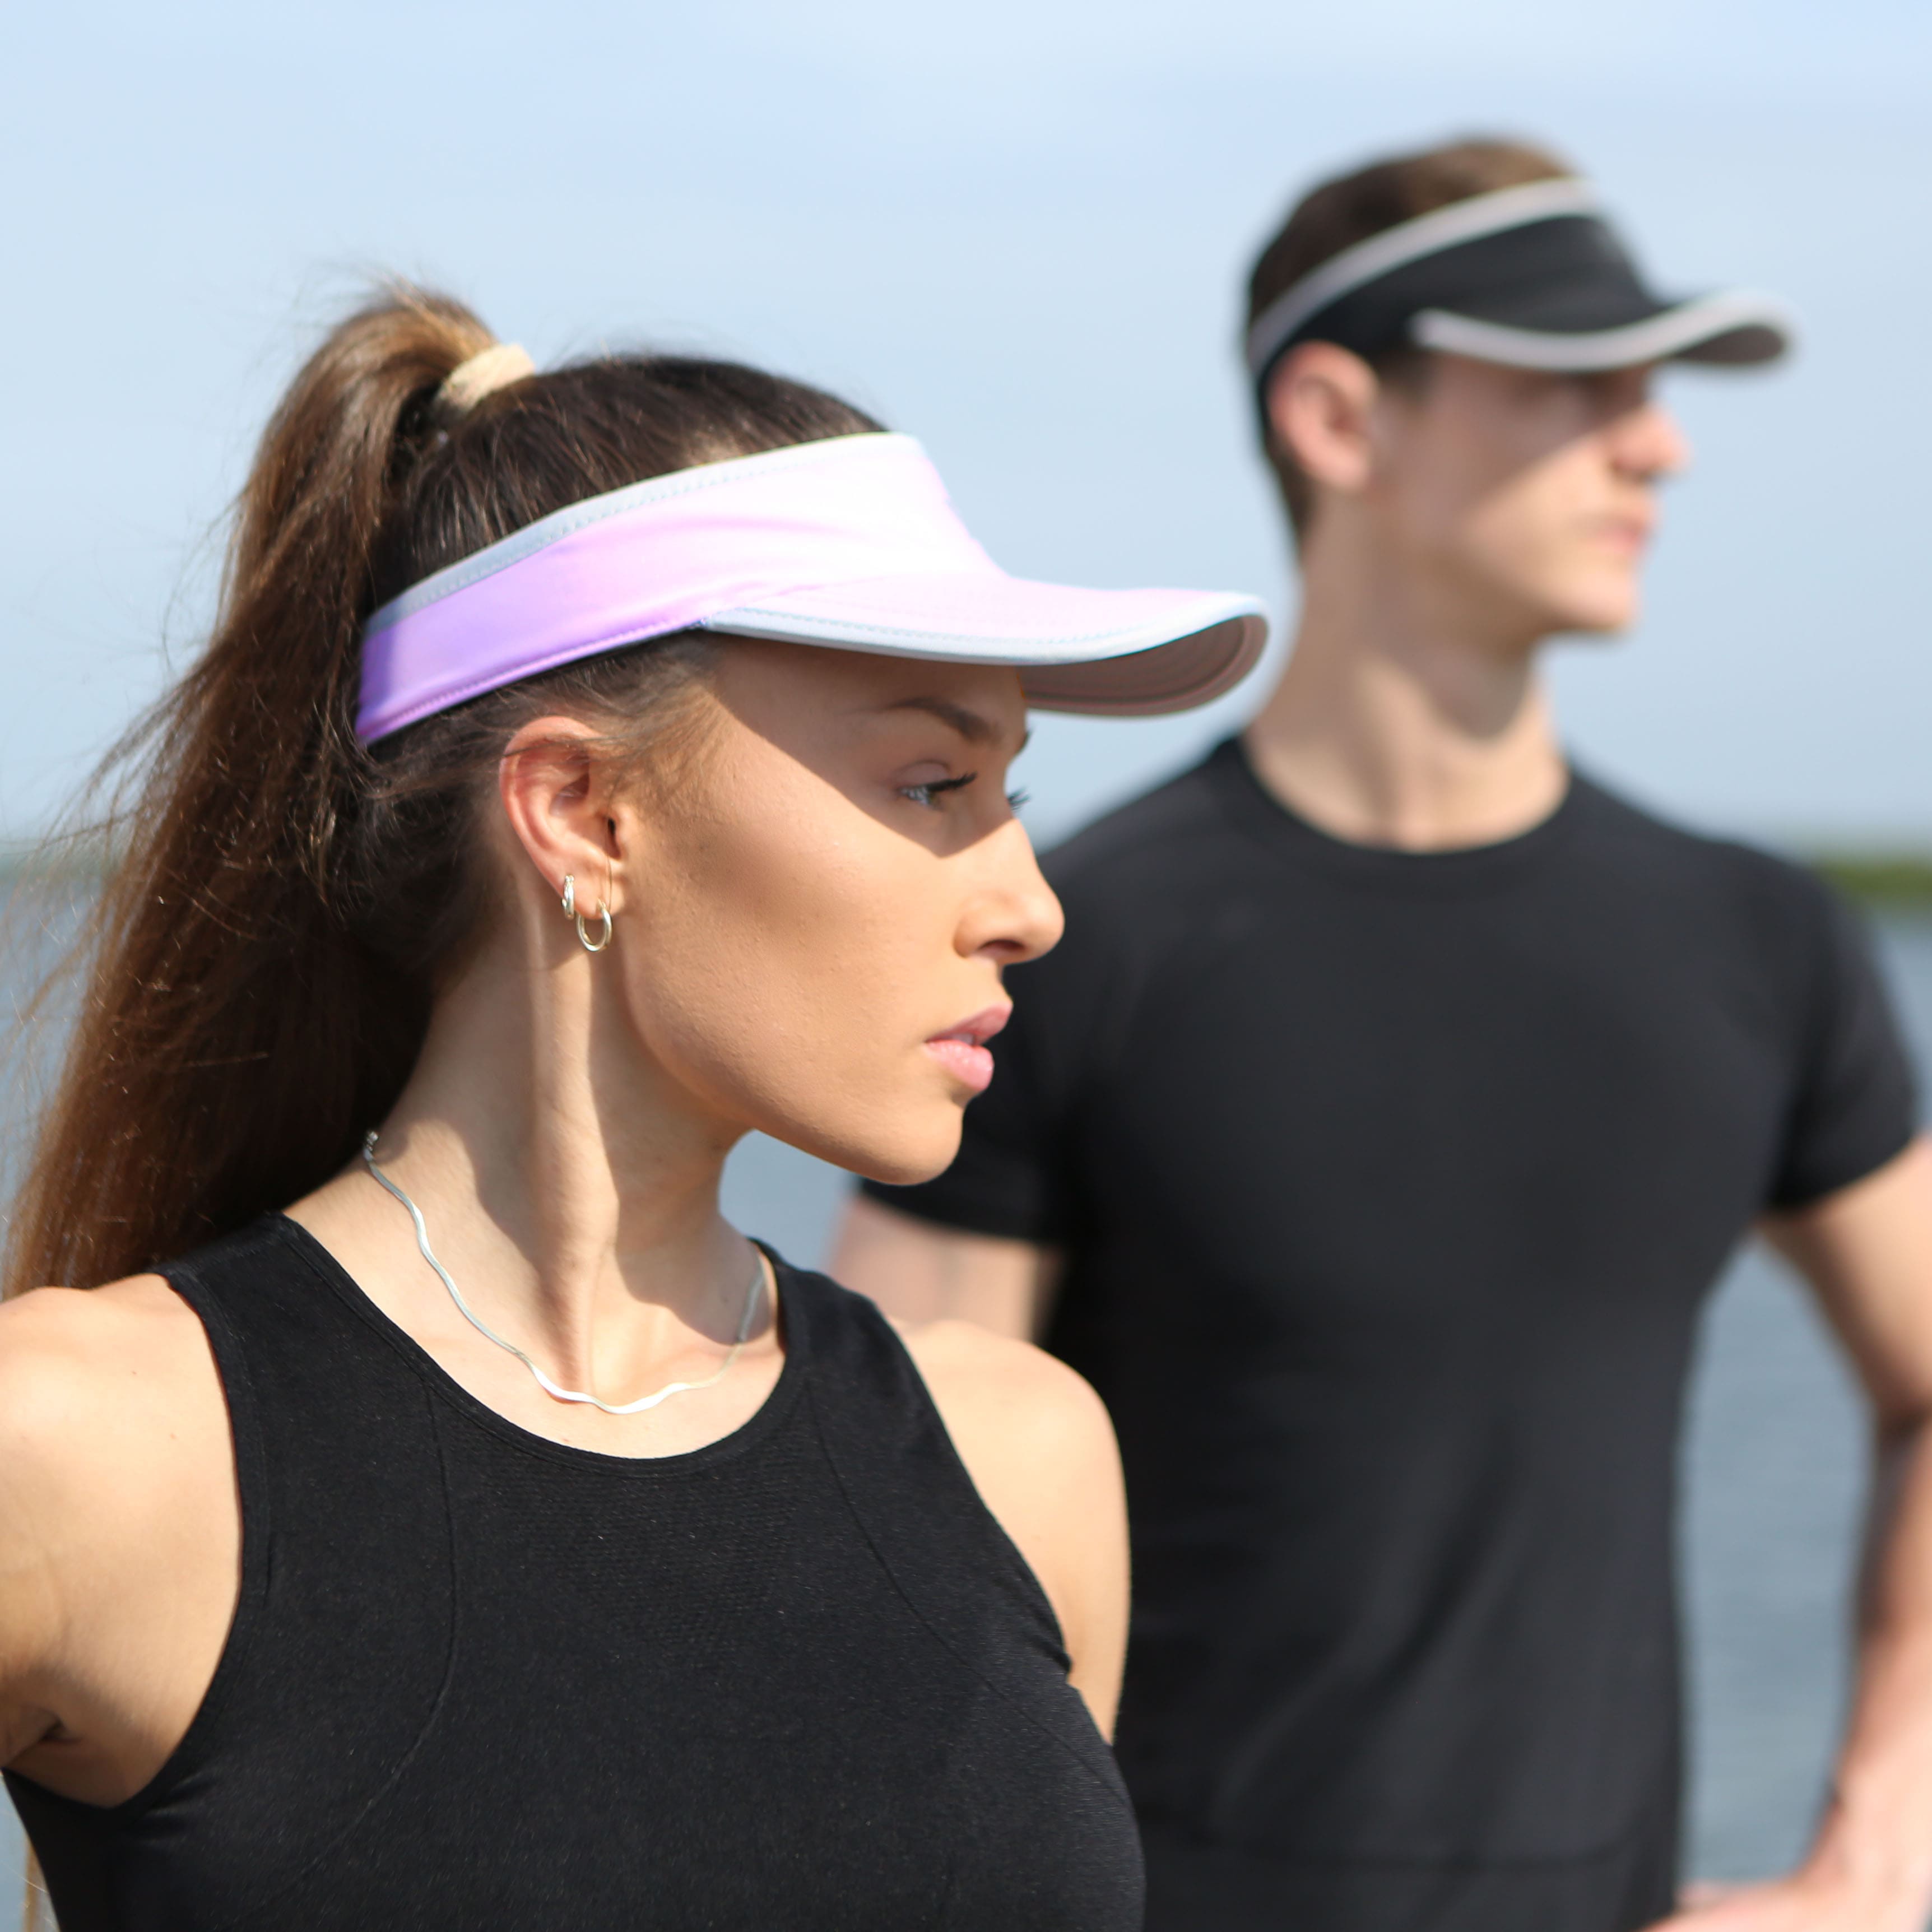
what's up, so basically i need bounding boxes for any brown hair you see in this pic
[1246,136,1573,538]
[4,284,879,1297]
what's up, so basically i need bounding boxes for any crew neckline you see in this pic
[1208,735,1591,890]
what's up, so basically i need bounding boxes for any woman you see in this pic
[0,287,1266,1929]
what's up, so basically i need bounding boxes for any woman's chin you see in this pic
[860,1149,960,1190]
[761,1106,964,1192]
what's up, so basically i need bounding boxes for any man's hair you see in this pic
[1247,136,1573,538]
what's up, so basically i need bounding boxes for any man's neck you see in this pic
[1244,544,1570,852]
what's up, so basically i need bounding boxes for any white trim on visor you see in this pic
[356,431,1270,739]
[1410,290,1796,370]
[1244,178,1601,379]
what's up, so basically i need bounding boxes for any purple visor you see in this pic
[356,433,1269,742]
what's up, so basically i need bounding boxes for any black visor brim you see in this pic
[1411,291,1793,371]
[1256,211,1793,387]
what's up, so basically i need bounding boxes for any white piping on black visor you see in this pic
[1244,178,1601,379]
[1411,290,1795,371]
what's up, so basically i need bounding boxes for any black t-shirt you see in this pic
[865,739,1916,1932]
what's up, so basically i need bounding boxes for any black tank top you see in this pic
[9,1215,1143,1930]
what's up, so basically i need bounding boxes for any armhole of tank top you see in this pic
[823,1284,1075,1658]
[98,1258,275,1822]
[801,1285,1127,1792]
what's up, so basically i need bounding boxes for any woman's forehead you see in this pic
[714,639,1028,738]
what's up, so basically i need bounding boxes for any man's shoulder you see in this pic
[1570,772,1849,940]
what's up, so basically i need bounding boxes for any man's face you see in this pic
[1371,354,1690,644]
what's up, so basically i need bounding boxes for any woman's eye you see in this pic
[899,773,977,810]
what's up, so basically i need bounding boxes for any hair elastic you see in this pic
[439,342,537,417]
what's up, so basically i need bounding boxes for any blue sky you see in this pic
[4,0,1929,844]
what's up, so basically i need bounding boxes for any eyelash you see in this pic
[899,773,977,809]
[897,775,1030,812]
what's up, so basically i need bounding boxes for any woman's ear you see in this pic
[1265,341,1383,498]
[496,716,624,913]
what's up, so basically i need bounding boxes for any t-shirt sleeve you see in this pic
[1768,877,1920,1209]
[858,956,1081,1244]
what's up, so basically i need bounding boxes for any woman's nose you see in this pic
[963,819,1065,966]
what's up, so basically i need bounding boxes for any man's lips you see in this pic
[1592,513,1654,554]
[924,1007,1010,1095]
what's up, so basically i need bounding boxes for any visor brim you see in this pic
[705,574,1270,717]
[1411,289,1794,372]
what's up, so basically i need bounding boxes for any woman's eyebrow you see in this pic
[883,695,1014,749]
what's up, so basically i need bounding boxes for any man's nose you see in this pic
[1613,398,1692,482]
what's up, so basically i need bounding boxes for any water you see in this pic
[6,918,1931,1899]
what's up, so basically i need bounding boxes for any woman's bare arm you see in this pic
[0,1280,238,1806]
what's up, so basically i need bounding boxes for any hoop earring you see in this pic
[576,902,613,953]
[560,873,610,952]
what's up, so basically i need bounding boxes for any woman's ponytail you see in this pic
[6,290,495,1294]
[5,285,881,1297]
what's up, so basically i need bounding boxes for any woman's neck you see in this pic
[290,925,766,1425]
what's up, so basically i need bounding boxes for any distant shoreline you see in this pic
[10,843,1932,911]
[1805,857,1932,912]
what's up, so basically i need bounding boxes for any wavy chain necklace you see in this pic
[361,1131,766,1417]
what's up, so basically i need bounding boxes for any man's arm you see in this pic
[1654,1134,1932,1930]
[830,1195,1062,1342]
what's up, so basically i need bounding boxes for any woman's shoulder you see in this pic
[0,1275,227,1541]
[891,1317,1128,1731]
[787,1262,1116,1475]
[894,1317,1116,1474]
[0,1273,208,1423]
[0,1277,240,1798]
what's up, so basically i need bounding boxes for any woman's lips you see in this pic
[925,1006,1010,1095]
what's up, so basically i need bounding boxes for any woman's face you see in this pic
[605,640,1063,1185]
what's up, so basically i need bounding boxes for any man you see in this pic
[833,139,1932,1932]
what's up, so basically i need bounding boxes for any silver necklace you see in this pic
[361,1131,766,1417]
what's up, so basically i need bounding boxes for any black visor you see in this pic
[1246,178,1792,399]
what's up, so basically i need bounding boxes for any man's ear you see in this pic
[1264,341,1383,498]
[496,716,626,914]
